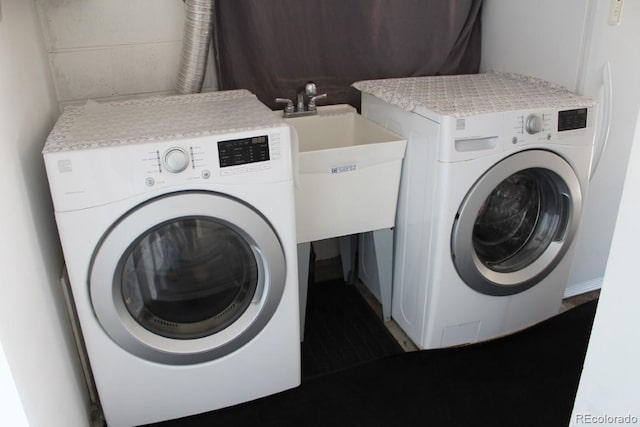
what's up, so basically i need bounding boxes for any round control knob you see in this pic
[525,114,544,135]
[163,147,189,173]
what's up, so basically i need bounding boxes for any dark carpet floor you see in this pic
[301,279,405,379]
[152,291,598,427]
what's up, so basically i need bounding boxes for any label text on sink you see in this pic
[331,164,357,174]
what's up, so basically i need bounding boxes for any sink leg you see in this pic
[297,242,311,342]
[339,234,358,284]
[373,228,394,322]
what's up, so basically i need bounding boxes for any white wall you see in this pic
[565,0,640,296]
[35,0,217,104]
[0,1,89,426]
[0,342,29,427]
[480,0,591,93]
[570,109,640,425]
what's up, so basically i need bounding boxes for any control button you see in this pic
[163,147,189,173]
[201,170,211,179]
[248,164,268,172]
[145,177,155,187]
[525,114,544,135]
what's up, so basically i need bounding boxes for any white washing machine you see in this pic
[43,90,300,426]
[354,73,596,349]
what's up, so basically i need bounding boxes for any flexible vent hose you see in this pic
[176,0,215,94]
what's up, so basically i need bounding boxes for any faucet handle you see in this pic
[275,98,294,113]
[308,93,327,110]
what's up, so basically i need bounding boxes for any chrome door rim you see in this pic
[451,150,582,296]
[89,191,286,365]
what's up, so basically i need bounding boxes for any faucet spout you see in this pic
[277,81,327,118]
[304,82,317,97]
[297,82,317,111]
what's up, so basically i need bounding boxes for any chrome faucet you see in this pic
[276,81,327,117]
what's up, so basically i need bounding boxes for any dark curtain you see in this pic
[213,0,482,110]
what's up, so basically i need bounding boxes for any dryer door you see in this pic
[89,191,287,364]
[451,150,582,296]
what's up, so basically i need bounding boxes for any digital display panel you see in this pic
[218,135,270,168]
[558,108,588,132]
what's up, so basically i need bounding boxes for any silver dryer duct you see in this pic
[176,0,215,94]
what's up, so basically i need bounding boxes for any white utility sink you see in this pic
[284,105,407,243]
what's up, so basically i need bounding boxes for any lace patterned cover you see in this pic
[352,72,595,117]
[43,90,284,153]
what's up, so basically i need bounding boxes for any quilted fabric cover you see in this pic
[353,72,596,117]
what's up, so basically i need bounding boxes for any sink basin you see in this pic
[284,105,407,243]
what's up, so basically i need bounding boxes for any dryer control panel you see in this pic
[138,129,287,187]
[217,135,270,168]
[44,126,292,212]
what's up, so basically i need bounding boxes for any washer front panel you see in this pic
[89,191,286,364]
[451,150,582,296]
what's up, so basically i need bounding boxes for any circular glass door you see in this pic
[89,191,286,365]
[451,150,582,296]
[119,217,258,340]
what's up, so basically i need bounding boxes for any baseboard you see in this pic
[564,278,603,298]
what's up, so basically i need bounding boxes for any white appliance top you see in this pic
[43,90,284,153]
[353,72,595,117]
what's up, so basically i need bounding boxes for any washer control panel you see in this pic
[509,107,592,146]
[445,106,594,163]
[558,108,588,132]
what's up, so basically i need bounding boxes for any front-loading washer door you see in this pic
[89,191,287,365]
[451,150,582,296]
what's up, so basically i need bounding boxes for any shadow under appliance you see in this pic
[43,91,300,426]
[355,73,596,349]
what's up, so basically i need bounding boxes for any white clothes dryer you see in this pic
[43,91,300,426]
[355,73,596,349]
